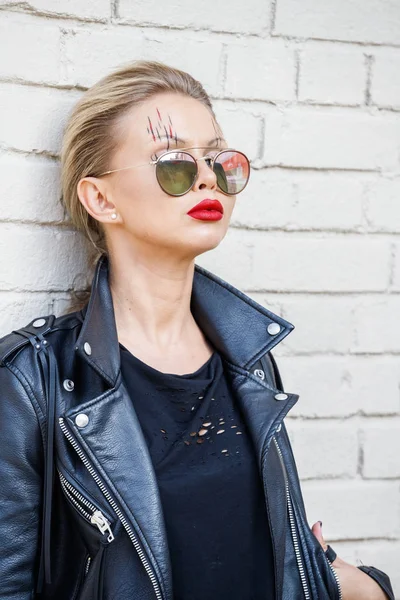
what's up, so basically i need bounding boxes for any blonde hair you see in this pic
[60,60,217,263]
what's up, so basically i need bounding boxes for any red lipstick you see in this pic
[187,199,224,221]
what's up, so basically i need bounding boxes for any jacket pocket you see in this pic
[58,470,115,600]
[58,470,115,544]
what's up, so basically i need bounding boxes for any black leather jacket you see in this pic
[0,255,394,600]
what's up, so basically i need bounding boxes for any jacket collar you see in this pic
[75,254,294,386]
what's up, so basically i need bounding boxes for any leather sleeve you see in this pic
[357,565,395,600]
[0,363,44,598]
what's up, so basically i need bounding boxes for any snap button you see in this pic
[83,342,92,356]
[253,369,265,380]
[33,318,46,328]
[75,413,89,428]
[275,393,288,401]
[267,323,281,336]
[276,423,282,432]
[63,379,75,392]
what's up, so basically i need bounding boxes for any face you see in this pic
[94,93,237,261]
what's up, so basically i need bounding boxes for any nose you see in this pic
[191,156,217,192]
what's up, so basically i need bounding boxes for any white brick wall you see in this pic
[0,1,399,596]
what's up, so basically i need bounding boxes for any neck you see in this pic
[108,247,201,354]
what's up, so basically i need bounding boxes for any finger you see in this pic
[311,521,328,551]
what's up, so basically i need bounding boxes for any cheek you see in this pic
[115,174,181,234]
[226,196,236,216]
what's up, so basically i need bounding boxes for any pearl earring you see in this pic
[111,213,117,220]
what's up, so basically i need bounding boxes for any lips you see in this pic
[187,199,224,222]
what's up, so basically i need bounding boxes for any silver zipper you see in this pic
[84,555,91,576]
[327,560,343,600]
[59,417,163,600]
[273,437,342,600]
[58,471,114,542]
[273,437,311,600]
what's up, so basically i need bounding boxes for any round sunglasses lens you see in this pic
[156,152,197,195]
[213,151,250,194]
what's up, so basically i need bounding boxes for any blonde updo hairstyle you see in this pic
[60,60,217,262]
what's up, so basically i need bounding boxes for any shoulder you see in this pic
[0,310,83,367]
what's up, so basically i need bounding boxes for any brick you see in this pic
[362,421,400,478]
[351,541,400,596]
[63,28,223,96]
[0,224,91,291]
[300,480,399,540]
[278,356,399,418]
[0,0,110,20]
[118,0,272,35]
[298,43,365,106]
[0,83,81,154]
[0,154,64,223]
[262,106,400,171]
[198,229,390,292]
[367,178,400,233]
[245,292,283,322]
[0,292,53,338]
[231,169,364,231]
[143,34,224,98]
[394,243,400,291]
[52,293,85,317]
[277,295,356,354]
[287,421,358,479]
[353,296,400,353]
[0,12,60,83]
[371,49,400,110]
[224,39,296,101]
[274,0,400,45]
[212,103,261,162]
[62,28,146,88]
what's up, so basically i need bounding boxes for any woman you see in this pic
[0,61,394,600]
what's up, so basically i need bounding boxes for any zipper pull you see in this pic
[90,510,115,543]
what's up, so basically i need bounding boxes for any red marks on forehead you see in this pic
[146,107,178,149]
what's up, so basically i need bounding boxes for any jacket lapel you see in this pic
[227,369,299,600]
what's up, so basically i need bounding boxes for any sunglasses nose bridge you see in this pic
[192,155,217,189]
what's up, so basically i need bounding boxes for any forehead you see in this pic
[116,92,222,148]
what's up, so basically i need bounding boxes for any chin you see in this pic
[185,229,227,258]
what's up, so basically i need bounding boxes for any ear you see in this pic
[77,177,121,224]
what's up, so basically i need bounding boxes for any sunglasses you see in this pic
[97,148,251,197]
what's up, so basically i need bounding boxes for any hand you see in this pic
[312,521,387,600]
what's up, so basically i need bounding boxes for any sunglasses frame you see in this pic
[96,147,251,197]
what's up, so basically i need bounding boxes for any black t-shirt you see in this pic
[120,344,275,600]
